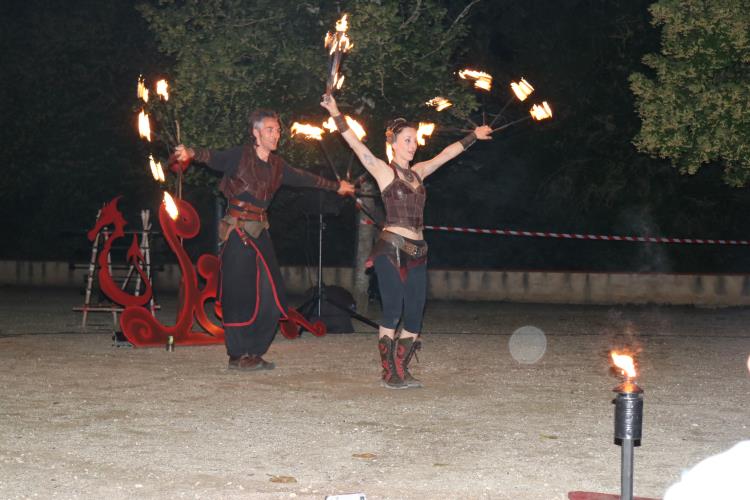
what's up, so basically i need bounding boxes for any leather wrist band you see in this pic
[332,114,349,134]
[459,132,477,150]
[193,148,210,163]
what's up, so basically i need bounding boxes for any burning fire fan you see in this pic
[425,70,553,139]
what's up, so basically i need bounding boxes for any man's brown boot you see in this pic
[253,355,275,370]
[378,337,407,389]
[396,337,422,388]
[228,354,267,371]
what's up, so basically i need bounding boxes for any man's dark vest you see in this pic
[219,145,285,201]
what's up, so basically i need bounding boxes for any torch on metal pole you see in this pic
[613,381,643,500]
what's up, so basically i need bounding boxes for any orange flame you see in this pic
[137,75,149,103]
[321,117,336,134]
[459,69,493,91]
[511,78,534,101]
[291,122,324,141]
[148,154,165,182]
[338,33,353,52]
[611,351,637,379]
[336,13,348,32]
[385,142,393,163]
[416,122,435,146]
[334,73,345,90]
[345,116,366,140]
[530,101,552,121]
[155,79,169,101]
[163,191,179,220]
[138,110,151,141]
[327,32,353,55]
[426,96,453,112]
[322,115,367,140]
[325,16,353,55]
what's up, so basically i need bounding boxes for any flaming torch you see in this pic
[137,75,149,103]
[148,154,165,183]
[489,77,536,128]
[292,118,380,231]
[162,191,179,221]
[324,14,353,95]
[416,122,436,146]
[385,143,394,164]
[322,115,367,141]
[291,122,325,141]
[425,96,453,112]
[323,117,375,186]
[153,77,180,146]
[425,95,477,127]
[458,68,493,91]
[610,350,644,500]
[511,78,534,101]
[530,101,553,121]
[155,79,169,101]
[138,110,152,142]
[291,120,342,184]
[490,101,552,134]
[323,115,367,181]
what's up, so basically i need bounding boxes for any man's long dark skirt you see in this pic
[219,229,288,358]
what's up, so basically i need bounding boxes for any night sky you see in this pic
[3,0,749,273]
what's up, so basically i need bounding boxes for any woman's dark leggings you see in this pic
[373,254,427,332]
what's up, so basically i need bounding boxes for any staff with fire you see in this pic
[321,92,492,389]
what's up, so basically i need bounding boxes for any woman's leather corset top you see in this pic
[381,170,426,232]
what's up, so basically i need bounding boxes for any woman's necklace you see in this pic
[392,161,415,183]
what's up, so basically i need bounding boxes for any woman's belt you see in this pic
[379,231,428,258]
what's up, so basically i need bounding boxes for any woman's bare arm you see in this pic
[320,95,392,187]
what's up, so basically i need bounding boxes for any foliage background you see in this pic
[3,0,750,273]
[630,0,750,187]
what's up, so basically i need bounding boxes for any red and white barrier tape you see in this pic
[360,219,750,246]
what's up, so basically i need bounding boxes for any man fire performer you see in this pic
[321,94,492,389]
[174,109,354,371]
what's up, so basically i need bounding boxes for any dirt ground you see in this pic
[1,286,748,500]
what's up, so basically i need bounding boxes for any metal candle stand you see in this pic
[613,380,643,500]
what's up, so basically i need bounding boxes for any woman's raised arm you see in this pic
[320,95,391,186]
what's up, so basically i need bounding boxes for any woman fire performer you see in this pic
[321,94,492,389]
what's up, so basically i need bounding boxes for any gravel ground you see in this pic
[1,287,748,500]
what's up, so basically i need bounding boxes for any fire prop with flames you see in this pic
[488,100,553,134]
[137,76,182,225]
[125,75,228,346]
[426,95,478,128]
[136,76,186,198]
[610,350,644,500]
[291,115,367,176]
[489,77,534,128]
[324,14,353,95]
[426,70,553,137]
[290,120,342,188]
[458,69,493,92]
[291,117,381,230]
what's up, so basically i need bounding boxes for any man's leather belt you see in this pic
[228,199,267,222]
[379,231,427,258]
